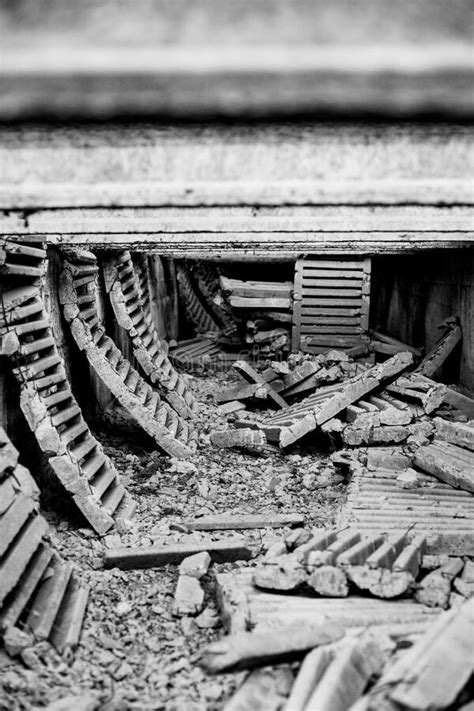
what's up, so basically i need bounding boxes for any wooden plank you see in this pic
[302,269,365,279]
[220,277,292,299]
[200,623,344,673]
[370,329,422,356]
[302,279,364,289]
[301,315,361,325]
[302,336,364,347]
[230,295,292,310]
[302,298,363,308]
[279,351,414,447]
[9,207,474,234]
[417,322,463,377]
[15,234,474,256]
[233,361,288,409]
[104,539,254,570]
[302,260,365,270]
[182,513,304,531]
[300,325,363,335]
[291,258,303,352]
[300,288,362,297]
[301,308,361,317]
[2,179,474,211]
[360,257,371,334]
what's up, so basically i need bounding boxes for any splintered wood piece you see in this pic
[184,513,304,531]
[225,666,294,711]
[200,623,344,674]
[104,539,254,570]
[280,352,414,447]
[233,361,287,409]
[369,330,422,357]
[379,599,474,710]
[415,558,465,609]
[417,321,462,378]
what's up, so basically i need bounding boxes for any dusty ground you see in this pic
[0,373,346,711]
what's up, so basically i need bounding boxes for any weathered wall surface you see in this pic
[0,122,472,201]
[371,249,474,390]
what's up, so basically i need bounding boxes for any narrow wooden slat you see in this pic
[291,258,303,352]
[360,257,372,333]
[301,315,361,325]
[301,288,363,297]
[301,308,361,316]
[302,260,364,269]
[302,297,363,307]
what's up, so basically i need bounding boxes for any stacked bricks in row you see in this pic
[254,528,428,599]
[0,427,89,655]
[177,264,220,334]
[169,337,243,373]
[102,250,197,420]
[0,239,47,281]
[59,250,196,459]
[131,252,169,355]
[0,284,135,534]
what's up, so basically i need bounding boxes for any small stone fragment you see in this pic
[396,468,420,489]
[179,552,211,579]
[3,628,34,656]
[173,575,205,616]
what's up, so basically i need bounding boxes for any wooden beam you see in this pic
[104,539,254,570]
[6,205,473,234]
[0,179,473,210]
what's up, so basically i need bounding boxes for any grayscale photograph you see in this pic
[0,1,473,709]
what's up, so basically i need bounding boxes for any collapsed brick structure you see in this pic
[0,1,473,707]
[0,427,89,655]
